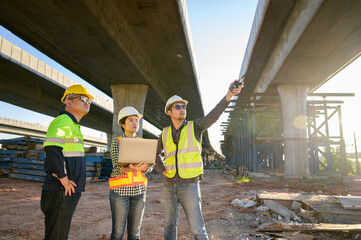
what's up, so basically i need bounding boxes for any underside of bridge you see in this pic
[223,0,361,177]
[0,0,205,132]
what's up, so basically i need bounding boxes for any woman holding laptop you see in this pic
[108,106,152,240]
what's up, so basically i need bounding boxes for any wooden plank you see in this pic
[0,137,43,145]
[27,150,45,160]
[12,163,44,170]
[86,166,96,172]
[86,161,96,167]
[85,156,103,163]
[258,192,331,202]
[85,153,105,157]
[86,172,96,177]
[9,173,44,182]
[336,196,361,210]
[12,157,44,165]
[2,143,28,150]
[0,157,11,161]
[11,168,46,176]
[0,149,22,155]
[27,142,44,150]
[257,222,361,232]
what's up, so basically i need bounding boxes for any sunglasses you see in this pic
[69,95,92,104]
[173,105,187,110]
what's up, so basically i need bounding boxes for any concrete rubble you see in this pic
[231,190,361,239]
[263,200,302,222]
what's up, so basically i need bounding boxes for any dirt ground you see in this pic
[0,170,360,240]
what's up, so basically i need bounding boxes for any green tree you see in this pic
[329,146,355,175]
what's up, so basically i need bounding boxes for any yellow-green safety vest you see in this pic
[162,121,203,179]
[43,114,85,157]
[108,136,148,189]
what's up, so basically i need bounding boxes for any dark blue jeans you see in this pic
[40,191,81,240]
[109,191,146,240]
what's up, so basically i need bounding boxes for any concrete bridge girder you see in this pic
[229,0,361,176]
[0,37,159,143]
[0,117,107,148]
[0,0,205,131]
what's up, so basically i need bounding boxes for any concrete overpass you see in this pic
[0,36,160,143]
[0,117,107,148]
[225,0,361,176]
[0,0,204,139]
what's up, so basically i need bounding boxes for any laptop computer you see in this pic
[117,138,158,167]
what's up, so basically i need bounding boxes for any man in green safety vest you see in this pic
[40,84,93,240]
[155,80,244,240]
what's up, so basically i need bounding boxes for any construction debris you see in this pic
[257,192,361,224]
[263,231,316,240]
[257,222,361,232]
[231,198,257,209]
[256,205,270,213]
[298,208,316,222]
[228,189,361,239]
[290,201,302,210]
[263,200,301,222]
[336,196,361,210]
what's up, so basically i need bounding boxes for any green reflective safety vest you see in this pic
[162,121,203,179]
[43,114,85,157]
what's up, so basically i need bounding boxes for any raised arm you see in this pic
[195,80,244,132]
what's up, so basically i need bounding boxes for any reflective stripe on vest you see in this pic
[162,121,203,179]
[108,136,148,189]
[44,137,65,145]
[65,138,83,144]
[109,171,148,189]
[63,151,85,157]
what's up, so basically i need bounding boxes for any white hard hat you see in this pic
[164,95,188,114]
[118,106,143,126]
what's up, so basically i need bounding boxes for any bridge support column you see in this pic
[110,84,149,139]
[106,132,112,151]
[277,84,310,177]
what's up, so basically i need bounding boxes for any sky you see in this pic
[187,0,258,152]
[0,0,360,154]
[186,0,361,153]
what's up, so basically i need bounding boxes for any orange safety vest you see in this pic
[108,137,148,190]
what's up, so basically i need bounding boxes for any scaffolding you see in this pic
[221,94,282,172]
[221,93,354,176]
[307,94,352,176]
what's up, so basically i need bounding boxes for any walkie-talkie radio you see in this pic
[229,71,248,92]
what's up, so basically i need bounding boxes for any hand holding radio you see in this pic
[229,71,247,92]
[226,71,247,101]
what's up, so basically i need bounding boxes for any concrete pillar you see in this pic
[277,84,310,177]
[110,84,149,139]
[106,132,112,151]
